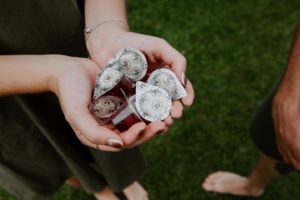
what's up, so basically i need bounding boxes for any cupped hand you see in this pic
[86,23,195,147]
[50,56,155,151]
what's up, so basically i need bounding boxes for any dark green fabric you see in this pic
[0,1,145,199]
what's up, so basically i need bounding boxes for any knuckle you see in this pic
[181,56,187,66]
[121,141,128,147]
[112,149,122,152]
[86,134,99,144]
[174,112,182,119]
[82,141,90,147]
[119,137,129,147]
[158,38,168,46]
[145,130,156,140]
[78,137,89,147]
[64,111,75,125]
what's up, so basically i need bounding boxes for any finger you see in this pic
[162,126,169,134]
[171,100,183,119]
[181,80,194,106]
[89,46,115,68]
[74,128,121,152]
[73,128,97,148]
[164,116,173,126]
[103,123,117,130]
[74,129,121,152]
[128,121,165,148]
[69,108,124,149]
[151,38,187,79]
[112,128,121,134]
[96,144,122,152]
[119,122,147,147]
[144,51,158,64]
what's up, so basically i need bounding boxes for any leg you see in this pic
[94,187,120,200]
[123,181,149,200]
[65,176,82,189]
[94,180,149,200]
[202,154,289,196]
[65,176,120,200]
[90,148,147,200]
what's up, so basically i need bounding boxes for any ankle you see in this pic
[94,187,119,200]
[243,181,264,197]
[123,182,148,200]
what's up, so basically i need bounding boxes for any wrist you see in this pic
[85,22,128,53]
[47,56,100,97]
[46,55,82,95]
[84,19,129,40]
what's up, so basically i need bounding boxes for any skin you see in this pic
[1,0,194,199]
[84,0,195,151]
[0,1,195,152]
[84,1,195,196]
[202,22,300,196]
[272,23,300,169]
[202,155,280,197]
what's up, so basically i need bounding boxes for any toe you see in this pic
[202,179,215,191]
[202,182,211,191]
[205,171,223,183]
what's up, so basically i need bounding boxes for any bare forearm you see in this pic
[0,55,70,96]
[84,0,127,27]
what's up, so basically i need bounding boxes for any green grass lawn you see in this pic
[1,0,300,199]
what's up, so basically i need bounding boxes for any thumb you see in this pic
[152,38,187,84]
[68,108,124,149]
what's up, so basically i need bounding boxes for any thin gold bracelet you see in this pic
[84,19,128,41]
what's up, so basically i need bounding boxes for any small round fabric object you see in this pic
[147,68,187,100]
[116,48,148,82]
[93,60,123,99]
[90,96,123,125]
[135,81,172,122]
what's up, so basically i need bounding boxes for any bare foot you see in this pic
[94,186,119,200]
[123,181,149,200]
[202,171,264,197]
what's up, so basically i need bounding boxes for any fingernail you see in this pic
[181,72,186,86]
[106,138,124,149]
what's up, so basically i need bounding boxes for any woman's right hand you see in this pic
[50,56,166,152]
[0,54,164,151]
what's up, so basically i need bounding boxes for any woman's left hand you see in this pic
[86,23,194,148]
